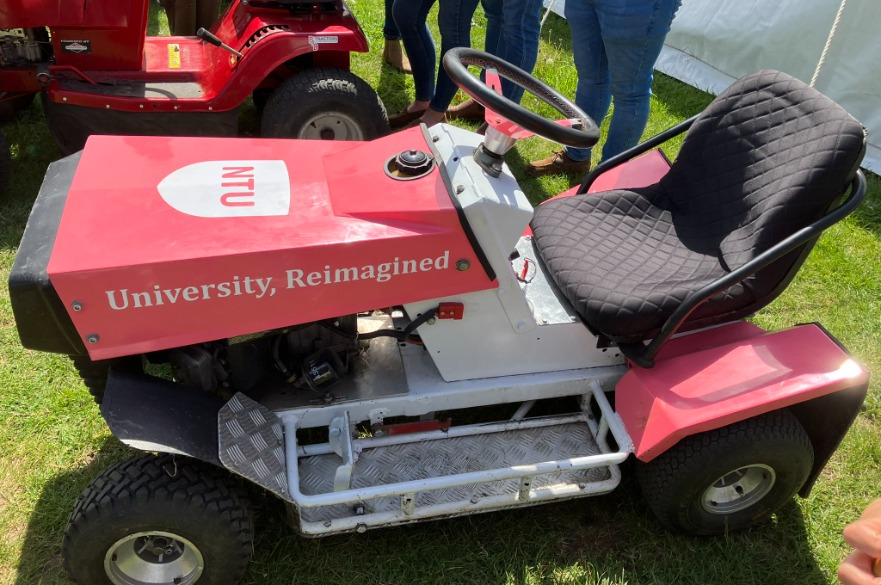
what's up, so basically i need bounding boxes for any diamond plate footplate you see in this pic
[218,393,287,497]
[298,422,611,523]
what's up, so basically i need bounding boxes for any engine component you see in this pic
[274,316,359,390]
[0,29,48,66]
[165,315,359,395]
[169,345,220,392]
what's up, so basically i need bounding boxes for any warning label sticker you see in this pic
[168,43,181,69]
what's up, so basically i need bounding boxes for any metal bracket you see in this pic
[329,412,356,492]
[517,476,533,501]
[401,493,416,516]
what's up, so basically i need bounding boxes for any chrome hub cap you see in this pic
[701,464,776,514]
[104,531,204,585]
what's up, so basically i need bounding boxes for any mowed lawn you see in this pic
[1,1,880,584]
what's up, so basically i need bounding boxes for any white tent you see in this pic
[544,0,881,173]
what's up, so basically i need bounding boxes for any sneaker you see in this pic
[446,98,485,121]
[383,40,412,74]
[525,151,590,177]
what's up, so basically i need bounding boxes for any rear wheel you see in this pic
[260,68,388,141]
[62,454,253,585]
[636,409,813,535]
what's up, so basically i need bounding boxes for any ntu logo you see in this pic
[157,160,291,217]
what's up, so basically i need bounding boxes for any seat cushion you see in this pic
[530,187,753,342]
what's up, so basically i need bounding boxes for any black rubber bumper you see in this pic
[8,152,87,356]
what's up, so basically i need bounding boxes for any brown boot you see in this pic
[525,151,591,177]
[446,98,484,121]
[383,39,412,74]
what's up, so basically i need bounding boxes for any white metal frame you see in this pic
[280,377,634,536]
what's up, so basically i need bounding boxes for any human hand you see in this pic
[839,499,881,585]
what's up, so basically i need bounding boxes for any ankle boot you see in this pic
[383,39,412,74]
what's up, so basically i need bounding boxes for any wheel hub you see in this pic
[701,464,776,515]
[105,531,204,585]
[136,535,184,564]
[299,112,364,141]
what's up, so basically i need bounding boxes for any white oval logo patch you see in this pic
[158,160,291,217]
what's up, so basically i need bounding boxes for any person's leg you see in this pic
[482,0,504,55]
[526,0,606,175]
[425,0,482,122]
[393,0,437,110]
[447,0,500,120]
[495,0,543,102]
[383,0,412,73]
[384,0,401,40]
[593,0,681,160]
[562,0,610,163]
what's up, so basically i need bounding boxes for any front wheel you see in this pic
[636,409,813,535]
[62,454,253,585]
[261,68,389,141]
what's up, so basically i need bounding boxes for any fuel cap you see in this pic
[385,149,435,180]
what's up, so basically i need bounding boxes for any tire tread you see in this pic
[636,409,813,535]
[62,454,253,584]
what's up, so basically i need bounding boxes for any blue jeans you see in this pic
[383,0,400,40]
[393,0,480,111]
[481,0,544,103]
[564,0,681,163]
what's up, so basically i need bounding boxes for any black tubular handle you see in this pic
[196,27,222,47]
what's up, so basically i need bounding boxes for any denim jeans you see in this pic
[481,0,544,103]
[393,0,480,111]
[563,0,681,163]
[383,0,400,40]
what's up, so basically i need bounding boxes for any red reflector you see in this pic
[437,302,464,320]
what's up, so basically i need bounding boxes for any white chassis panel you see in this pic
[405,124,624,381]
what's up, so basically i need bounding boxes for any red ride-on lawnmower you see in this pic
[0,0,388,154]
[9,49,869,584]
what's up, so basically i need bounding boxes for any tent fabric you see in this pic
[542,0,880,173]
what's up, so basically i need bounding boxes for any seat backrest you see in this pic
[658,70,865,286]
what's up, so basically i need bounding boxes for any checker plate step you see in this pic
[298,421,611,523]
[219,393,287,497]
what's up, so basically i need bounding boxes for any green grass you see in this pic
[1,2,880,584]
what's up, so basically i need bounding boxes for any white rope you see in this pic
[810,0,847,87]
[540,0,557,29]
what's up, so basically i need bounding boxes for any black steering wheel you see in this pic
[443,47,599,149]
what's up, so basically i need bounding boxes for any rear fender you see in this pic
[208,8,367,109]
[616,322,868,495]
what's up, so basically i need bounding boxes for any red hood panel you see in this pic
[49,131,495,359]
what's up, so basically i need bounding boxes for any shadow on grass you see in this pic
[0,98,60,251]
[241,470,828,585]
[14,437,129,585]
[14,440,827,585]
[376,60,412,119]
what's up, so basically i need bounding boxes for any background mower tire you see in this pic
[261,68,389,141]
[62,454,253,585]
[636,409,813,536]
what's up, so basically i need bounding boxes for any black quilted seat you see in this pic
[531,70,866,345]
